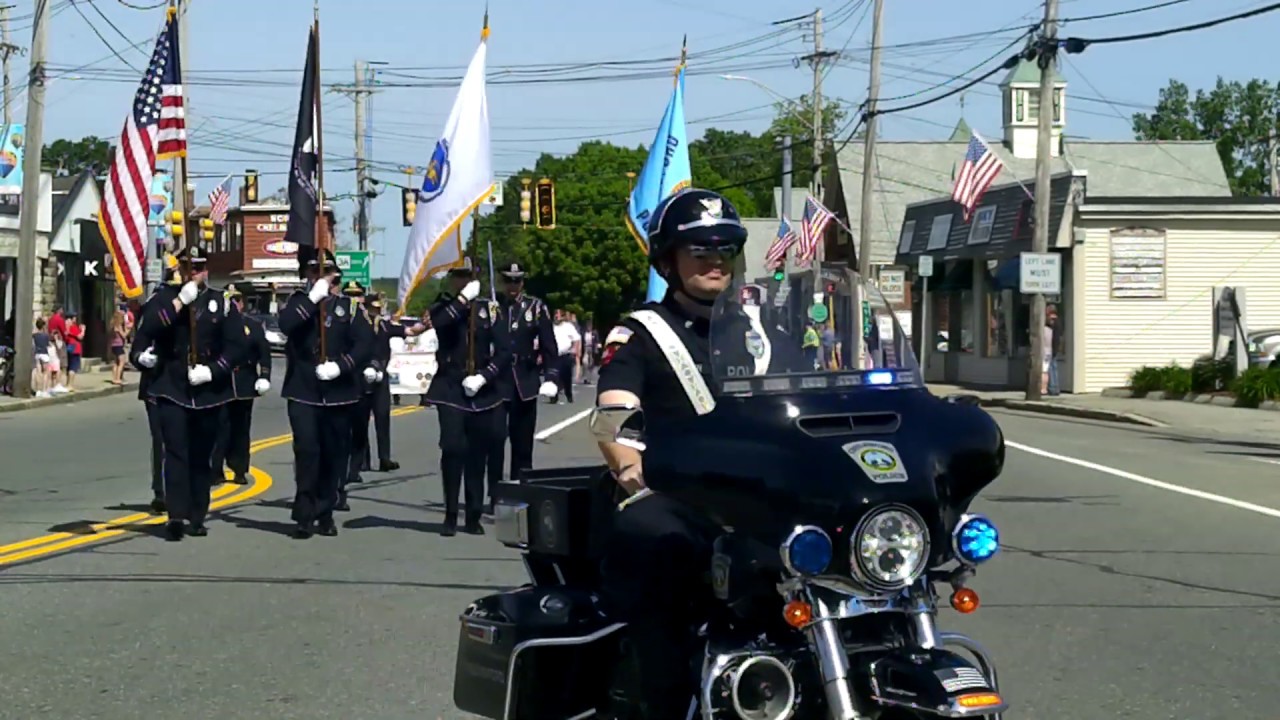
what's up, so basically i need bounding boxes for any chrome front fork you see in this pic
[804,591,864,720]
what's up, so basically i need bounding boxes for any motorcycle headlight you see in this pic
[850,505,930,592]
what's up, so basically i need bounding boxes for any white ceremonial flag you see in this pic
[397,22,494,309]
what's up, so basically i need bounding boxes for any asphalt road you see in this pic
[0,390,1276,718]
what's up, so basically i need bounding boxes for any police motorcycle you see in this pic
[453,266,1007,720]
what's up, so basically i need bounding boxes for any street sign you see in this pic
[1019,251,1061,294]
[878,269,906,305]
[482,183,504,207]
[145,258,162,282]
[917,255,933,277]
[335,250,372,286]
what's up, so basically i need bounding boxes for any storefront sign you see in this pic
[256,214,290,234]
[878,270,906,305]
[252,257,300,270]
[263,238,299,256]
[1019,251,1060,294]
[1109,229,1166,299]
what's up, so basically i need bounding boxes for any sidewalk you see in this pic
[1,368,139,413]
[930,383,1280,441]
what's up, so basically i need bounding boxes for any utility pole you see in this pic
[779,133,793,225]
[801,8,836,282]
[857,0,885,280]
[354,59,369,250]
[1269,125,1278,196]
[1027,0,1059,401]
[0,5,22,125]
[12,0,49,399]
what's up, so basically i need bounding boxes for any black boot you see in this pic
[379,459,400,472]
[317,518,338,537]
[150,497,166,514]
[164,520,184,541]
[292,522,314,539]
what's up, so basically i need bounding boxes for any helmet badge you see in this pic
[699,196,723,222]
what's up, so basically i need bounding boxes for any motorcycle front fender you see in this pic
[866,647,1007,718]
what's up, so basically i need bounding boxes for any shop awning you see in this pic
[991,257,1020,291]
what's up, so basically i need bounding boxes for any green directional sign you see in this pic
[335,250,371,287]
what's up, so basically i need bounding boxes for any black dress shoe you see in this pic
[164,520,184,541]
[440,524,457,537]
[187,525,208,537]
[379,459,400,472]
[150,497,166,514]
[348,474,364,485]
[334,498,351,512]
[317,519,338,537]
[231,473,250,485]
[360,462,372,472]
[292,523,314,539]
[463,523,485,536]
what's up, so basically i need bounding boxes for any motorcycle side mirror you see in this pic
[589,403,645,451]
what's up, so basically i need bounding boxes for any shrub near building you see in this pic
[1127,356,1280,408]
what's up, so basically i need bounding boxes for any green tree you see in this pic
[43,136,113,176]
[1132,78,1280,196]
[689,128,774,212]
[767,94,848,192]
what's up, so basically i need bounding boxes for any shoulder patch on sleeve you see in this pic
[604,326,633,346]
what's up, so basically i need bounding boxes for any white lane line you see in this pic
[535,407,593,442]
[1007,440,1280,520]
[1246,456,1280,467]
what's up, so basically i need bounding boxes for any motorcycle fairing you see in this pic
[865,647,1008,717]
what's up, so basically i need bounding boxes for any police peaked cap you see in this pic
[225,285,243,299]
[174,245,208,266]
[447,257,477,276]
[342,280,366,297]
[500,262,527,279]
[305,248,340,273]
[368,292,384,309]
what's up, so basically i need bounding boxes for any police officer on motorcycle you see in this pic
[594,187,749,716]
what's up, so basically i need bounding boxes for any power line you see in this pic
[1060,0,1191,23]
[1062,1,1280,50]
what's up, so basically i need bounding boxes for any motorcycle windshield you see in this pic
[709,266,921,396]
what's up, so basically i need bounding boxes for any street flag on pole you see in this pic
[98,6,185,299]
[951,132,1005,222]
[284,25,320,275]
[763,217,798,270]
[397,13,494,310]
[794,195,835,266]
[207,174,233,225]
[626,40,691,303]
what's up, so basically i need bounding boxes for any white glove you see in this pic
[461,374,486,397]
[315,361,340,381]
[254,378,270,395]
[308,278,331,304]
[538,381,558,399]
[460,280,481,302]
[177,281,200,306]
[137,347,157,369]
[187,364,213,386]
[363,367,378,383]
[375,370,385,383]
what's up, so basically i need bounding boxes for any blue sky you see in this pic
[12,0,1269,277]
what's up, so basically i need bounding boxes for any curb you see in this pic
[0,383,137,413]
[1100,387,1280,412]
[944,394,1166,427]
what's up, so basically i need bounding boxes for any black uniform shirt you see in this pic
[130,286,248,410]
[133,285,178,402]
[496,293,559,402]
[231,312,273,400]
[425,291,512,412]
[279,289,375,406]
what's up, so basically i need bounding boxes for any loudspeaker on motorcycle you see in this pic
[729,655,797,720]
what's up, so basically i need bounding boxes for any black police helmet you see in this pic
[645,188,747,270]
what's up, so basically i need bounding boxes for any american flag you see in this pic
[207,175,232,225]
[98,8,185,299]
[951,133,1004,222]
[763,217,798,270]
[795,195,835,265]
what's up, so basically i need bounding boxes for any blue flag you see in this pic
[625,66,692,303]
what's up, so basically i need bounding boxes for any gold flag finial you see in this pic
[481,3,490,40]
[166,1,176,20]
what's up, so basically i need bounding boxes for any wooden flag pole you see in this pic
[312,5,329,359]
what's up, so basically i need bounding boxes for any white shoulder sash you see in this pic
[630,310,716,416]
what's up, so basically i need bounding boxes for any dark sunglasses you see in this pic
[503,276,524,284]
[686,244,742,261]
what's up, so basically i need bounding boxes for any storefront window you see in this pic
[986,289,1011,357]
[958,289,976,353]
[931,292,951,353]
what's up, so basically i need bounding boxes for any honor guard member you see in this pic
[487,262,559,498]
[366,292,428,471]
[133,253,183,514]
[594,188,751,716]
[280,249,375,538]
[340,279,372,506]
[424,258,512,536]
[130,246,248,541]
[211,284,272,485]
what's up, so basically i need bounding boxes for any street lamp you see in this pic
[719,74,815,136]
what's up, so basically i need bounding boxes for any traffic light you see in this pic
[519,185,532,225]
[773,269,785,282]
[244,169,258,203]
[534,178,555,230]
[401,187,417,226]
[170,210,184,239]
[200,218,215,242]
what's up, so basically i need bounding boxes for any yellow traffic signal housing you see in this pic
[534,178,555,230]
[170,209,184,238]
[519,188,532,224]
[200,217,215,242]
[244,169,259,203]
[401,187,417,227]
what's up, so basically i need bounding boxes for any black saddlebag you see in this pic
[491,464,615,560]
[453,585,625,720]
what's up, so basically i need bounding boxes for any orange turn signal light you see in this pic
[950,587,980,614]
[782,600,812,628]
[956,692,1003,709]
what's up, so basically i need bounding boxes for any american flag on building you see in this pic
[951,133,1005,222]
[207,175,232,225]
[97,7,186,299]
[794,195,835,266]
[763,217,798,270]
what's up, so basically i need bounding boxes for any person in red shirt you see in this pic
[64,311,83,391]
[46,305,67,391]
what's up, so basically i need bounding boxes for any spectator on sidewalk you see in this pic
[109,310,128,386]
[551,309,580,404]
[31,317,52,397]
[1046,305,1062,396]
[64,311,84,392]
[46,305,68,394]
